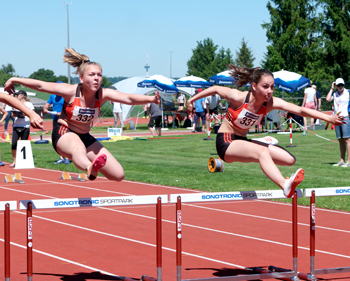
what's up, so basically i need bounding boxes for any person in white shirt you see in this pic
[302,85,317,135]
[326,78,350,167]
[108,86,124,130]
[1,93,15,135]
[205,94,225,133]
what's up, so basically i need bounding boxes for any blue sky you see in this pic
[2,0,271,79]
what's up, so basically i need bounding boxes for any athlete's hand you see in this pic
[331,111,347,126]
[187,101,193,117]
[154,92,160,104]
[4,78,16,95]
[29,112,44,129]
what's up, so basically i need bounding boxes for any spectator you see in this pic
[43,82,70,165]
[176,92,186,111]
[326,78,350,167]
[145,102,162,136]
[0,107,8,166]
[191,88,206,133]
[312,85,322,124]
[205,93,225,133]
[1,93,14,136]
[108,86,124,131]
[301,85,317,135]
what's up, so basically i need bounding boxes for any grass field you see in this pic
[1,123,349,212]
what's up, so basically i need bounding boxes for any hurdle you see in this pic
[61,172,87,181]
[303,187,350,280]
[19,194,167,281]
[1,201,17,281]
[4,173,25,184]
[169,189,303,281]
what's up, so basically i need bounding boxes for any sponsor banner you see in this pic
[169,189,303,203]
[19,195,168,210]
[0,201,17,211]
[108,128,122,137]
[305,187,350,197]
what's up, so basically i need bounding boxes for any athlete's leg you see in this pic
[86,141,124,181]
[55,132,92,171]
[224,140,295,189]
[339,138,346,163]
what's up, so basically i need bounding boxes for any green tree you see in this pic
[101,76,113,88]
[29,68,57,82]
[187,38,218,80]
[261,0,319,74]
[187,38,233,81]
[234,38,255,68]
[56,75,68,83]
[0,63,16,86]
[320,0,350,81]
[1,63,15,74]
[214,47,234,73]
[108,77,128,84]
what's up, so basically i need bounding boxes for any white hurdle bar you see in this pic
[170,190,303,281]
[304,187,350,280]
[19,194,168,210]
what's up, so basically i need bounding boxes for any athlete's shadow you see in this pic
[21,271,138,281]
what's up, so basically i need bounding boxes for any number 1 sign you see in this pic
[15,140,35,169]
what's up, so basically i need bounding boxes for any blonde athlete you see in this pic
[187,65,345,198]
[5,48,159,181]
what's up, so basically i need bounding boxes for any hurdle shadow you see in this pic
[20,271,136,281]
[185,267,344,281]
[185,267,258,278]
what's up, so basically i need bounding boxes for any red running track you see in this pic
[0,166,349,280]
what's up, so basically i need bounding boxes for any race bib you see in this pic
[71,106,99,123]
[233,108,262,130]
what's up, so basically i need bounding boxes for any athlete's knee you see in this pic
[108,171,124,182]
[286,155,296,166]
[259,145,272,158]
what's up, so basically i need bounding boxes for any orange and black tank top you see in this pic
[62,84,101,124]
[225,92,267,130]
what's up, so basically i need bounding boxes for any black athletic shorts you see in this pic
[148,116,162,128]
[52,124,98,153]
[209,107,219,115]
[216,132,251,160]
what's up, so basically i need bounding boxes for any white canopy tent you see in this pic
[111,76,196,121]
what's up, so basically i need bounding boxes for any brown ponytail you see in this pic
[228,65,273,88]
[63,47,102,75]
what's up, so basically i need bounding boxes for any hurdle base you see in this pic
[314,267,350,275]
[70,176,86,182]
[286,144,297,147]
[269,265,308,280]
[203,137,213,140]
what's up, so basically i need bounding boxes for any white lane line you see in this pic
[0,238,121,278]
